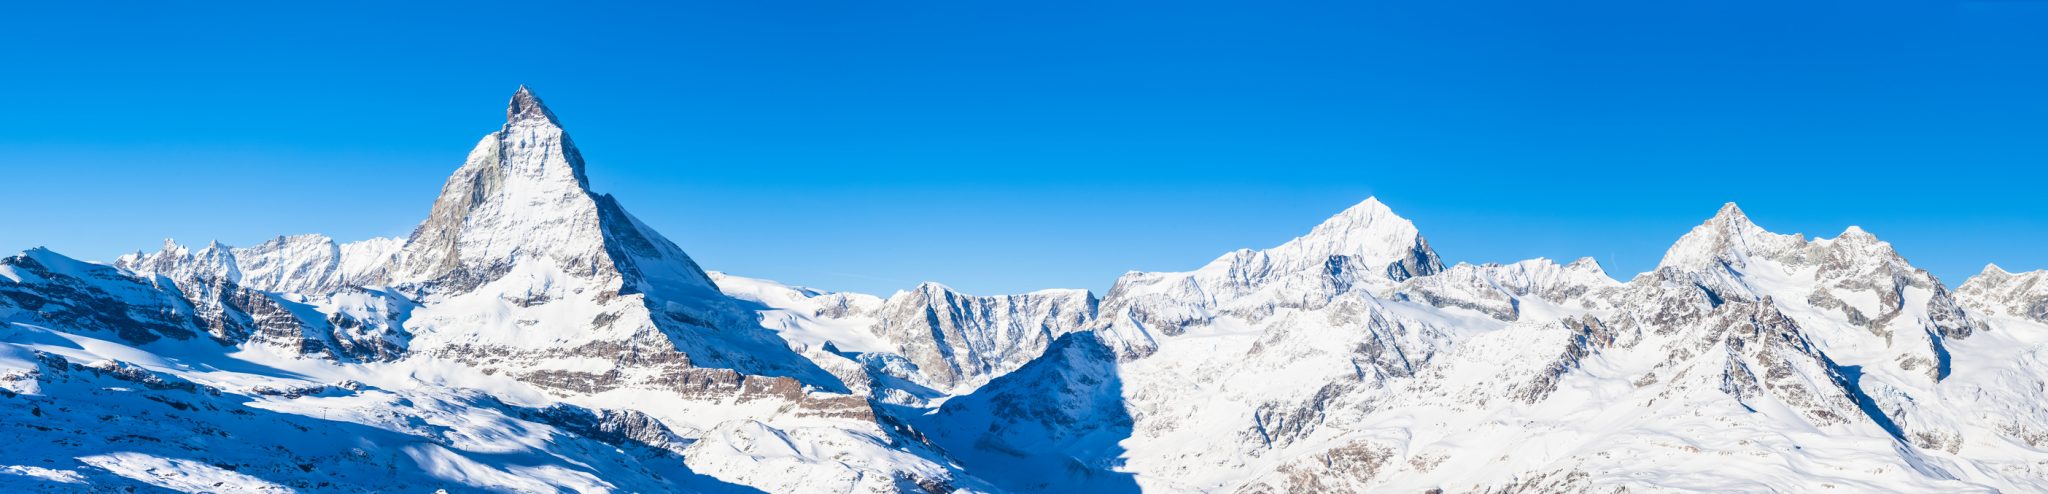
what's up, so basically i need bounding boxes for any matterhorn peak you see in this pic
[505,85,560,126]
[392,86,715,297]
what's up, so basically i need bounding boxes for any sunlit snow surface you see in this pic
[8,89,2048,493]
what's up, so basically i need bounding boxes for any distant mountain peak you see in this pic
[1713,201,1748,221]
[1982,263,2011,276]
[1659,202,1799,270]
[1284,197,1434,267]
[1303,197,1404,239]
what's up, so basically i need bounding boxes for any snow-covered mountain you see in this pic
[714,274,1096,405]
[1958,264,2048,324]
[4,88,973,493]
[917,202,2048,492]
[6,87,2048,493]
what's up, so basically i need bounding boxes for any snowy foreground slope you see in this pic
[6,89,2048,493]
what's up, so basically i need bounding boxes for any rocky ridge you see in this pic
[5,89,2048,492]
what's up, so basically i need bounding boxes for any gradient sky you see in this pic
[4,1,2047,295]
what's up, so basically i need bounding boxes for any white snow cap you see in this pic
[1281,197,1428,265]
[1657,202,1798,270]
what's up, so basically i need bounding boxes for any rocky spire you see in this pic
[393,87,714,296]
[506,85,560,126]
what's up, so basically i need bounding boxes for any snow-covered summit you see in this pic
[1281,197,1442,278]
[115,235,401,295]
[392,87,717,301]
[505,85,561,127]
[1958,263,2048,323]
[16,87,2048,492]
[1092,197,1443,355]
[1658,202,1806,271]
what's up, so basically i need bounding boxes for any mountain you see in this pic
[1958,264,2048,324]
[932,201,2048,492]
[8,87,2048,493]
[3,88,974,493]
[1091,197,1444,357]
[715,273,1097,403]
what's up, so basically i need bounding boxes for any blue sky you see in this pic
[4,1,2046,295]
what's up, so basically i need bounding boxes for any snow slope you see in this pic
[7,87,2048,493]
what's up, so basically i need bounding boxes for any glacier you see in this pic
[4,88,2048,493]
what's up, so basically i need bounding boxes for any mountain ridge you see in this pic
[5,88,2048,493]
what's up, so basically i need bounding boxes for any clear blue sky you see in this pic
[4,1,2046,295]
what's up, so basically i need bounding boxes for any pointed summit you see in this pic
[1659,202,1801,270]
[1715,202,1746,218]
[1291,197,1432,263]
[1704,202,1758,230]
[1982,263,2012,277]
[1246,196,1444,282]
[394,87,714,297]
[505,85,559,126]
[1308,197,1404,236]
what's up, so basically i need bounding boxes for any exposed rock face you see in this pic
[714,272,1101,404]
[233,235,402,295]
[936,201,2043,492]
[13,87,2048,493]
[869,283,1096,393]
[1652,205,1979,383]
[307,287,413,362]
[113,240,413,361]
[0,249,201,344]
[1958,264,2048,324]
[392,86,718,302]
[116,235,401,296]
[7,89,977,493]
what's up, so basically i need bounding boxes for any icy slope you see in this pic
[4,88,980,494]
[12,86,2048,493]
[944,200,2048,493]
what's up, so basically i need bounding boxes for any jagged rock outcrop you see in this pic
[12,87,2048,493]
[115,235,402,296]
[0,248,202,344]
[392,86,718,302]
[233,235,402,295]
[1958,264,2048,324]
[114,240,412,361]
[868,283,1096,393]
[3,88,979,493]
